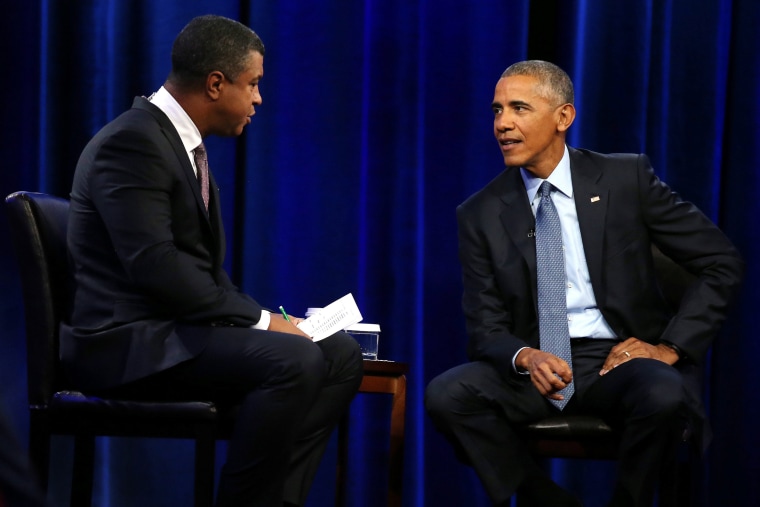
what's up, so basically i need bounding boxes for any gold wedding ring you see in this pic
[623,351,631,358]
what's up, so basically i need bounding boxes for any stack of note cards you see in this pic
[297,293,363,341]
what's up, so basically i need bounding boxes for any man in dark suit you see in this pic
[61,15,363,507]
[425,60,744,506]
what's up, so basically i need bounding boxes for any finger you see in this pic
[532,368,566,396]
[540,357,572,384]
[531,373,555,396]
[540,369,569,392]
[530,378,550,396]
[555,362,573,383]
[602,337,642,374]
[602,347,639,375]
[604,353,628,372]
[609,338,634,355]
[540,373,568,400]
[600,354,622,376]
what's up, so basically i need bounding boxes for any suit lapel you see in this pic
[132,98,222,264]
[496,168,539,306]
[569,148,607,300]
[132,98,213,224]
[207,171,225,260]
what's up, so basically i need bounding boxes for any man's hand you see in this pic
[268,313,312,339]
[599,337,679,375]
[516,348,573,401]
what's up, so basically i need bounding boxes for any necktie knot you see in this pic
[539,180,554,199]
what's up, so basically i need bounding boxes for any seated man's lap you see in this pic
[426,361,555,426]
[427,342,685,430]
[171,327,362,404]
[577,356,685,424]
[103,326,330,403]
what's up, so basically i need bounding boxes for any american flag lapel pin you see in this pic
[590,195,601,203]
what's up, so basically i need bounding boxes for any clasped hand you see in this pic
[268,313,312,339]
[599,337,678,375]
[516,348,573,401]
[517,337,679,400]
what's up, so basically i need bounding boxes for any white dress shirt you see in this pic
[512,146,616,371]
[148,87,271,330]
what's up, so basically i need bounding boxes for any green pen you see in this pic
[278,305,291,323]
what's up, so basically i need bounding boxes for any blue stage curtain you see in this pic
[0,1,757,506]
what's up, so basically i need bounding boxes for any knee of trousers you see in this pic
[631,365,686,419]
[323,331,364,383]
[425,371,473,427]
[330,332,364,366]
[276,340,327,388]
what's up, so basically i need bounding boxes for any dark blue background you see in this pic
[1,1,757,506]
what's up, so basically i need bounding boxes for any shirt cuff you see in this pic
[251,311,271,330]
[512,346,532,375]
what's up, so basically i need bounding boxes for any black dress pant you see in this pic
[104,327,364,507]
[425,339,686,507]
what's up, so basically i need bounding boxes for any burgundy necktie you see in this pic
[194,143,209,210]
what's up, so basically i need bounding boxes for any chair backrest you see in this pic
[5,191,72,406]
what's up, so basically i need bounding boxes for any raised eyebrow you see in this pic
[508,100,532,109]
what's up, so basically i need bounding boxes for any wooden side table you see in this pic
[336,359,408,507]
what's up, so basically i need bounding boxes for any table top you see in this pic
[362,359,408,375]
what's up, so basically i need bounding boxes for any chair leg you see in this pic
[194,433,216,507]
[387,376,406,507]
[70,435,95,507]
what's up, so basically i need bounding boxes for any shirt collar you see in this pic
[520,145,572,201]
[148,86,203,153]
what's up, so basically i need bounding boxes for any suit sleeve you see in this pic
[87,126,265,326]
[457,202,532,375]
[637,155,744,364]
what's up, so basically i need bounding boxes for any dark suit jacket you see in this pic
[61,97,264,390]
[457,147,743,380]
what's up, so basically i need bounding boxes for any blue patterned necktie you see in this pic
[535,181,574,409]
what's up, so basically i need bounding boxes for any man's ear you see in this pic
[206,71,225,100]
[556,103,576,132]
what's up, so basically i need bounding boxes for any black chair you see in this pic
[517,246,699,506]
[5,191,236,507]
